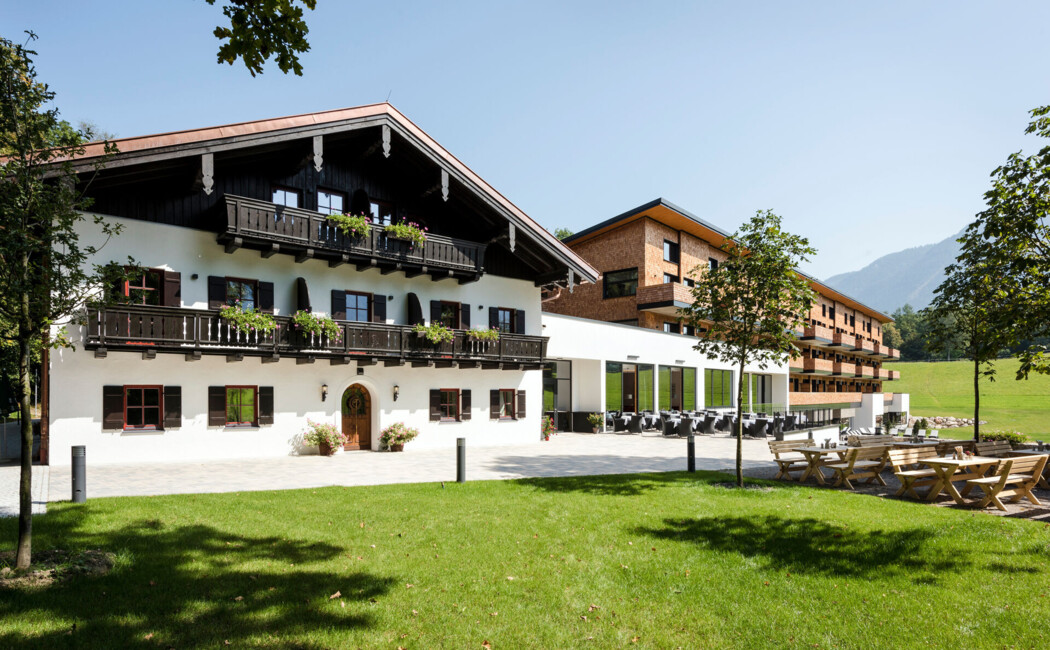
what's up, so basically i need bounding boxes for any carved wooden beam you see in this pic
[201,153,214,195]
[329,254,349,268]
[329,356,351,365]
[261,243,280,259]
[382,124,391,158]
[383,359,405,367]
[441,169,449,201]
[184,351,201,362]
[296,356,316,365]
[226,353,244,363]
[312,135,323,172]
[262,354,281,364]
[295,248,314,264]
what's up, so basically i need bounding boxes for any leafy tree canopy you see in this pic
[207,0,317,77]
[553,227,574,240]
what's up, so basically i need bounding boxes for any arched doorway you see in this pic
[341,384,372,450]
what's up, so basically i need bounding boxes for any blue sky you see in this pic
[7,1,1050,279]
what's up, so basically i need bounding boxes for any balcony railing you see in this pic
[802,358,834,374]
[832,361,856,376]
[853,336,875,354]
[855,365,874,378]
[222,194,486,277]
[831,332,853,347]
[872,342,901,359]
[85,305,546,365]
[801,323,834,344]
[877,369,899,380]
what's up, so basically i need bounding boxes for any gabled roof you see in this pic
[73,103,598,285]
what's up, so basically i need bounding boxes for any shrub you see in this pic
[219,303,278,334]
[302,420,346,452]
[328,213,372,239]
[292,310,341,341]
[978,430,1029,447]
[384,221,427,247]
[586,412,604,428]
[380,422,419,449]
[412,322,454,343]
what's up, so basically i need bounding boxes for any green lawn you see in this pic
[885,358,1050,440]
[2,474,1049,647]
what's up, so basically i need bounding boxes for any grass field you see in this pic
[2,473,1049,648]
[885,358,1050,440]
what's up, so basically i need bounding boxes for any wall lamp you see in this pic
[393,384,400,402]
[321,384,328,402]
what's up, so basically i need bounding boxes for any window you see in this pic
[822,304,827,318]
[605,362,653,412]
[682,277,695,288]
[439,389,460,421]
[496,308,514,333]
[438,302,460,329]
[829,307,836,321]
[317,189,346,215]
[498,389,516,419]
[122,268,162,305]
[663,273,679,284]
[663,322,680,334]
[603,268,638,299]
[226,278,258,310]
[844,312,848,323]
[704,369,733,408]
[659,366,696,411]
[346,291,371,322]
[124,386,162,430]
[709,258,719,271]
[543,360,572,413]
[663,240,680,264]
[683,325,695,336]
[272,186,300,208]
[370,200,394,226]
[226,386,257,426]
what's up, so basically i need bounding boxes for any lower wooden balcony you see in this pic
[802,358,834,374]
[832,361,856,376]
[877,368,899,380]
[85,305,547,369]
[855,365,875,378]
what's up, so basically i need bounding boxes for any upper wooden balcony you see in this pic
[636,282,695,316]
[790,391,864,406]
[855,365,875,378]
[853,336,875,354]
[832,361,856,376]
[877,368,899,381]
[873,342,900,359]
[802,358,834,374]
[220,194,487,282]
[84,305,546,368]
[798,323,834,346]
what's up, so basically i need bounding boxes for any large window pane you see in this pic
[605,362,622,412]
[227,387,255,425]
[603,268,638,299]
[638,365,654,412]
[683,368,696,411]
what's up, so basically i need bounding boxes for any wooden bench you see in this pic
[887,447,940,499]
[965,455,1049,511]
[853,435,898,447]
[768,439,814,481]
[936,439,976,456]
[823,446,889,489]
[974,440,1014,457]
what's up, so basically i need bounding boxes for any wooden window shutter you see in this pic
[430,300,442,325]
[162,271,181,307]
[516,390,527,419]
[515,310,526,334]
[102,385,124,430]
[208,386,226,426]
[258,386,274,425]
[296,277,312,312]
[163,386,182,429]
[429,389,441,422]
[489,389,500,420]
[207,276,226,309]
[258,281,275,314]
[331,290,346,320]
[489,307,499,329]
[460,389,471,420]
[372,295,386,323]
[460,304,470,329]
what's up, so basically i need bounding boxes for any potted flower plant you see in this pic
[328,212,372,240]
[466,327,500,341]
[384,221,427,248]
[302,420,347,456]
[291,310,342,344]
[586,412,604,433]
[412,322,455,344]
[541,416,556,441]
[380,422,419,451]
[218,301,278,335]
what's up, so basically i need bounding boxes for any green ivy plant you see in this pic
[412,322,454,343]
[291,310,341,341]
[328,213,371,239]
[384,221,427,247]
[219,303,278,334]
[466,327,500,341]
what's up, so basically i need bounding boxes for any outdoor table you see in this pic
[642,414,660,429]
[892,440,941,449]
[919,455,1001,504]
[794,446,848,485]
[1006,450,1050,489]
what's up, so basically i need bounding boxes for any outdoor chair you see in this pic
[783,415,797,432]
[751,418,769,438]
[627,414,644,434]
[716,414,731,432]
[770,417,784,439]
[768,438,814,480]
[663,418,678,436]
[701,414,717,434]
[613,417,627,432]
[822,446,889,489]
[965,455,1048,511]
[678,417,694,437]
[888,447,941,499]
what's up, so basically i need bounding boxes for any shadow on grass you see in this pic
[0,505,396,648]
[635,515,969,580]
[514,469,780,497]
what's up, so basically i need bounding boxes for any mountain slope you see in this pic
[823,230,963,313]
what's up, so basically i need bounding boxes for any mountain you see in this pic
[823,230,963,314]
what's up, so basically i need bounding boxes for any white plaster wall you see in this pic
[856,393,886,429]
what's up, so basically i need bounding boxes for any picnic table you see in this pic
[919,455,1000,504]
[794,446,848,485]
[1006,450,1050,489]
[892,440,941,450]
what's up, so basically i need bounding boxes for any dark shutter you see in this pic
[429,389,441,421]
[407,292,424,326]
[488,307,499,329]
[461,389,471,420]
[207,276,226,309]
[208,386,226,426]
[430,300,441,325]
[102,385,124,430]
[515,310,526,335]
[296,277,311,312]
[349,188,370,215]
[258,386,274,425]
[372,294,386,323]
[162,271,181,307]
[331,290,346,320]
[460,304,470,329]
[516,390,527,419]
[163,386,181,429]
[258,281,275,314]
[489,389,500,420]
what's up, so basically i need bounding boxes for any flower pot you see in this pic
[592,427,600,434]
[318,441,336,456]
[390,443,404,452]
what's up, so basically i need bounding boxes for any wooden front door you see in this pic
[342,384,372,450]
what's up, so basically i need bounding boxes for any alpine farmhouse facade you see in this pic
[45,104,597,466]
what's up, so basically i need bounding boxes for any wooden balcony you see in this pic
[636,282,695,316]
[84,305,546,368]
[877,368,899,380]
[855,365,875,378]
[853,336,875,355]
[832,361,856,376]
[802,358,834,374]
[872,342,900,359]
[831,332,854,348]
[800,323,834,345]
[790,391,864,406]
[220,194,486,282]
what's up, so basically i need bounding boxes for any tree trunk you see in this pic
[736,357,746,487]
[973,357,980,443]
[15,305,33,570]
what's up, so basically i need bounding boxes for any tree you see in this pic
[207,0,317,76]
[881,321,903,350]
[924,254,1014,441]
[961,105,1050,379]
[553,227,574,240]
[681,210,817,486]
[0,34,118,569]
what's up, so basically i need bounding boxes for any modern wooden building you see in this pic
[45,104,597,465]
[542,199,908,425]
